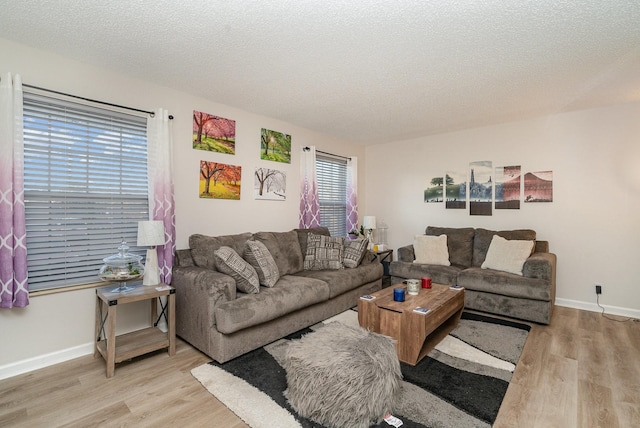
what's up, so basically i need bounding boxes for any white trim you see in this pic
[555,298,640,320]
[0,342,93,380]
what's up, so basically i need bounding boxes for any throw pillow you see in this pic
[213,246,260,293]
[244,240,280,287]
[413,234,451,266]
[304,233,345,270]
[343,238,369,268]
[481,235,535,276]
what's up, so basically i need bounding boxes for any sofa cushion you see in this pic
[244,240,280,287]
[190,232,253,270]
[213,246,260,294]
[472,228,536,267]
[214,275,330,334]
[457,267,551,301]
[254,230,304,275]
[295,227,331,258]
[413,234,450,266]
[304,233,345,270]
[294,262,383,298]
[481,235,535,276]
[343,238,369,268]
[426,226,475,268]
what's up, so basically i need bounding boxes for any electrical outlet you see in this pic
[595,284,602,295]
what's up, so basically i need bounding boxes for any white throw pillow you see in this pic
[413,234,450,266]
[481,235,535,276]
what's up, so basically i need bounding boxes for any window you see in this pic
[316,154,348,237]
[23,92,149,291]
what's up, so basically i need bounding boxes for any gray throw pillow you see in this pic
[244,240,280,287]
[304,233,344,270]
[213,246,260,294]
[343,238,369,268]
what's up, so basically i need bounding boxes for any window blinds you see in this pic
[316,155,348,237]
[22,92,149,291]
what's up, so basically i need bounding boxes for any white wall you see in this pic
[0,38,367,376]
[365,102,640,316]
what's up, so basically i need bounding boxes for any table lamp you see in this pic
[137,220,165,286]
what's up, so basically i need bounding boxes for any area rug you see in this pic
[191,310,530,428]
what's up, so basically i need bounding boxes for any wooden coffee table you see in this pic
[357,283,464,366]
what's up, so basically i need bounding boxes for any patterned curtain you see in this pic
[0,73,28,308]
[147,109,176,284]
[299,146,320,228]
[346,156,358,237]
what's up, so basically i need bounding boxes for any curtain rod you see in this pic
[303,146,351,161]
[22,83,174,120]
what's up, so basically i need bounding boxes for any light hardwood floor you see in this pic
[1,306,638,427]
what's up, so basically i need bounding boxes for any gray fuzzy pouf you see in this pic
[283,321,401,428]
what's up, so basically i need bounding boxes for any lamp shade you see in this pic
[137,221,165,247]
[362,216,376,230]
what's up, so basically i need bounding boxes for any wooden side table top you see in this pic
[358,283,464,365]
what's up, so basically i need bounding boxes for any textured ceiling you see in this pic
[1,0,639,144]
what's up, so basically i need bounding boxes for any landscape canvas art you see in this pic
[260,128,291,163]
[495,165,521,209]
[199,161,242,200]
[469,161,493,216]
[193,110,236,154]
[524,170,553,202]
[424,177,443,203]
[254,167,286,200]
[445,170,467,209]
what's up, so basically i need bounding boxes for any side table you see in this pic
[94,283,176,378]
[375,249,393,287]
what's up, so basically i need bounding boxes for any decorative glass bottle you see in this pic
[98,240,144,292]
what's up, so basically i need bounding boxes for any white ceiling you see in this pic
[2,1,640,145]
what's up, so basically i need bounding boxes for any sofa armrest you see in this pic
[171,266,236,334]
[360,249,378,265]
[175,249,195,267]
[397,245,415,263]
[523,252,556,281]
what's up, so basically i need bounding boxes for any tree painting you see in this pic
[260,128,291,163]
[254,167,286,200]
[495,165,521,209]
[199,161,241,200]
[424,176,443,203]
[193,110,236,154]
[445,170,466,209]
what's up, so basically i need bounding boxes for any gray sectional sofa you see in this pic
[172,227,383,363]
[389,226,556,324]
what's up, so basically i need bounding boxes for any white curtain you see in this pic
[299,146,321,228]
[147,109,176,284]
[0,73,28,308]
[346,156,358,237]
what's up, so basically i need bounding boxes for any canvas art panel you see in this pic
[193,110,236,154]
[469,161,493,216]
[260,128,291,163]
[254,167,286,200]
[495,165,521,209]
[445,170,466,209]
[424,177,443,203]
[199,161,242,200]
[524,170,553,202]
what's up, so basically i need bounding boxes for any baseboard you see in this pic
[555,298,640,320]
[0,342,93,381]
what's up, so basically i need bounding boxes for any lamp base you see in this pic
[143,248,161,286]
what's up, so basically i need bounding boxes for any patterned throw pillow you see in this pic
[304,233,345,270]
[343,238,369,268]
[213,246,260,293]
[244,240,280,287]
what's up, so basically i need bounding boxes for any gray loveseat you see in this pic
[172,227,383,363]
[389,226,556,324]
